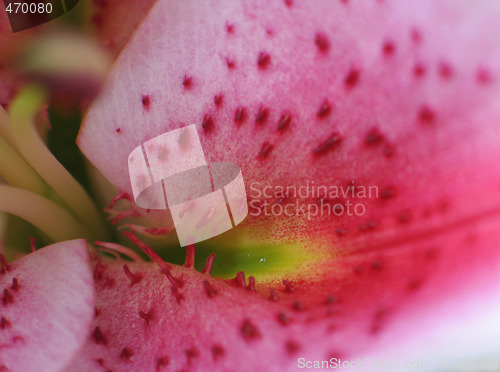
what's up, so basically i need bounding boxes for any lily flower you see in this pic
[1,1,500,371]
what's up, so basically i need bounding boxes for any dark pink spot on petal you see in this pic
[120,348,134,360]
[211,345,225,361]
[203,280,218,298]
[359,220,377,231]
[335,228,346,236]
[371,308,389,334]
[255,106,269,125]
[214,94,224,107]
[234,107,247,124]
[292,301,304,311]
[2,289,14,306]
[141,95,150,109]
[277,312,290,326]
[410,28,422,43]
[315,33,330,53]
[183,75,193,89]
[226,58,236,69]
[202,115,214,131]
[12,335,24,344]
[286,340,301,355]
[477,67,493,84]
[11,278,19,291]
[185,348,199,363]
[382,40,395,55]
[407,278,424,292]
[269,288,279,301]
[92,326,107,345]
[380,187,396,199]
[364,128,384,145]
[326,295,338,304]
[240,319,261,341]
[156,356,170,369]
[397,211,412,224]
[277,113,292,131]
[344,69,360,88]
[317,100,332,119]
[438,62,454,79]
[282,279,295,292]
[0,317,11,329]
[418,105,436,124]
[413,63,426,78]
[313,132,343,155]
[257,52,271,69]
[383,144,395,157]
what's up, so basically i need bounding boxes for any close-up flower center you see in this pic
[1,1,500,371]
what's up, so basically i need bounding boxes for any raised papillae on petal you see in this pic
[0,240,94,372]
[78,0,500,367]
[79,0,500,248]
[69,237,500,371]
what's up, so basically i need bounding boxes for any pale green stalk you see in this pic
[0,105,15,148]
[8,86,108,239]
[0,136,46,194]
[0,185,91,242]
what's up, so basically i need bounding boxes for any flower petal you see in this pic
[78,0,500,251]
[67,243,500,371]
[0,240,94,372]
[77,0,500,365]
[90,0,157,57]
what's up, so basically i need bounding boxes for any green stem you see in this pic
[0,106,15,148]
[0,136,46,194]
[8,86,109,240]
[0,185,91,242]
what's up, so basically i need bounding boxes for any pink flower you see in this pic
[1,1,500,371]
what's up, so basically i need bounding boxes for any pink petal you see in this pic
[90,0,157,57]
[77,0,500,366]
[67,244,500,370]
[0,240,94,372]
[78,0,500,251]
